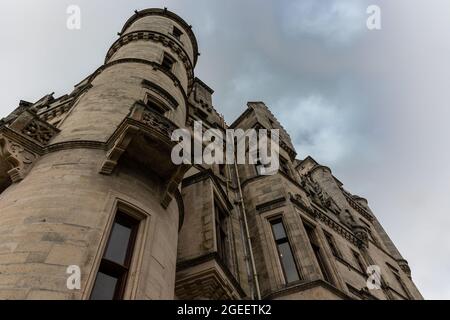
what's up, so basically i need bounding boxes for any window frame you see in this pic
[171,26,183,41]
[161,52,176,72]
[324,231,342,258]
[214,199,230,267]
[269,217,301,284]
[303,222,334,284]
[351,249,366,274]
[387,263,412,299]
[90,212,140,300]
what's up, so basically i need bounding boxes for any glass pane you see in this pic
[271,221,286,240]
[90,272,118,300]
[278,242,300,283]
[104,221,132,265]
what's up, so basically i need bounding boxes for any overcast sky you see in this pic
[1,0,449,299]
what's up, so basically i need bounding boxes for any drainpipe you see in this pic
[233,160,262,300]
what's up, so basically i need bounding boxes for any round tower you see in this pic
[0,8,197,299]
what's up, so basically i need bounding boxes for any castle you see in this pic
[0,8,422,300]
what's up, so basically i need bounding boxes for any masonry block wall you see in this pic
[0,8,422,300]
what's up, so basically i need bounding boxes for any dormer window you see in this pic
[172,26,183,40]
[161,53,175,72]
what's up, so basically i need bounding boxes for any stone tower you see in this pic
[0,8,196,299]
[0,8,423,300]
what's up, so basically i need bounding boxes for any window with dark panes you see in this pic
[218,164,226,177]
[145,99,167,115]
[304,223,334,284]
[90,212,139,300]
[351,249,366,273]
[172,26,183,40]
[270,218,300,284]
[279,157,290,176]
[324,231,341,258]
[214,201,229,266]
[161,53,175,72]
[387,264,412,299]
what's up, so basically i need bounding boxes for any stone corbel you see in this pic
[99,125,139,175]
[161,164,190,209]
[0,135,37,183]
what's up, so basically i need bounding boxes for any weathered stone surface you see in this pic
[0,8,422,301]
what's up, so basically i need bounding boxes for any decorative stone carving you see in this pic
[352,225,369,248]
[343,191,374,221]
[398,259,412,279]
[101,102,189,209]
[8,110,59,146]
[313,208,361,247]
[289,193,312,212]
[301,177,341,215]
[0,136,37,183]
[22,119,55,145]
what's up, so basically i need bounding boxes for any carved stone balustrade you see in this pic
[100,101,191,208]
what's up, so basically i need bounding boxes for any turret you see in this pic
[0,8,197,300]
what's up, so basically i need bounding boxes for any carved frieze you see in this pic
[8,110,59,146]
[0,136,37,183]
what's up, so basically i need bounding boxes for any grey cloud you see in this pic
[280,0,369,45]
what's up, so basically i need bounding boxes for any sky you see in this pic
[1,0,449,299]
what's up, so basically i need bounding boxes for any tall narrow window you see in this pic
[304,224,333,284]
[270,218,300,284]
[218,164,226,177]
[90,212,139,300]
[161,53,175,72]
[351,250,366,273]
[279,157,290,176]
[215,201,229,266]
[324,231,341,258]
[387,264,412,299]
[172,26,183,40]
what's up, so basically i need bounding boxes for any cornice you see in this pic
[84,58,189,106]
[105,30,194,94]
[120,8,199,66]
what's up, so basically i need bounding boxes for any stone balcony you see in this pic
[100,101,191,208]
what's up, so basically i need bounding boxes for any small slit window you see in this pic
[270,218,300,284]
[172,26,183,40]
[161,53,176,72]
[90,211,140,300]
